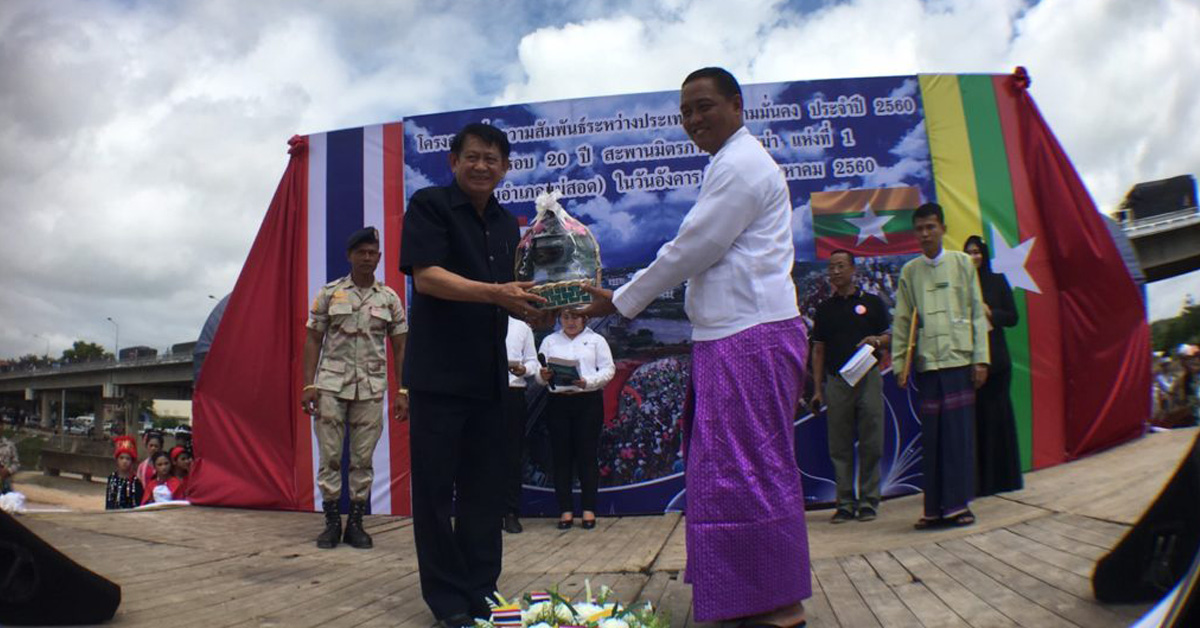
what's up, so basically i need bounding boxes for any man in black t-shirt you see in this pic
[811,250,891,524]
[400,122,546,628]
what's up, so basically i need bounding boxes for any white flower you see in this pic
[554,603,575,622]
[599,619,630,628]
[573,602,604,618]
[528,623,553,628]
[0,491,26,514]
[522,603,551,624]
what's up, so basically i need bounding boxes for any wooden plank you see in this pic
[811,558,881,627]
[862,550,916,587]
[940,538,1132,627]
[322,567,429,628]
[637,570,673,615]
[1007,521,1108,561]
[119,557,336,620]
[238,561,422,627]
[117,556,310,614]
[1037,514,1125,550]
[651,513,688,572]
[802,565,840,628]
[602,512,680,573]
[349,568,440,628]
[210,559,403,628]
[963,530,1093,598]
[890,546,1016,627]
[995,430,1198,526]
[1052,513,1130,544]
[656,571,696,628]
[891,579,969,628]
[584,517,649,573]
[838,554,921,626]
[574,516,654,573]
[505,520,596,574]
[917,543,1075,628]
[980,529,1096,578]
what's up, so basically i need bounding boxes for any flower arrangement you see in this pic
[480,581,668,628]
[0,490,26,514]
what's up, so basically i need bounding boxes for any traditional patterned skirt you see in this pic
[683,317,811,622]
[915,366,976,517]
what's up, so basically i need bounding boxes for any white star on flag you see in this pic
[989,224,1041,293]
[845,202,893,245]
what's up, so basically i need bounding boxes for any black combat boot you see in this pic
[316,500,342,549]
[343,500,373,549]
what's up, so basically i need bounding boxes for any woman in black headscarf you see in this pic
[965,235,1024,495]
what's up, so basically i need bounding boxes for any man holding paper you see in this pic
[811,249,890,524]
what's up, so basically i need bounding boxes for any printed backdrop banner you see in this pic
[192,70,1149,515]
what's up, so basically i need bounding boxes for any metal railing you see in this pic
[1122,207,1200,238]
[0,352,193,380]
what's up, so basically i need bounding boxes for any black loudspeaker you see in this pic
[1093,431,1200,604]
[0,511,121,625]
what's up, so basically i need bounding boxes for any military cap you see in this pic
[347,226,380,251]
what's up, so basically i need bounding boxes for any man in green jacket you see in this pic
[892,202,989,530]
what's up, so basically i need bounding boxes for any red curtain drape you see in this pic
[189,137,309,509]
[1012,73,1150,459]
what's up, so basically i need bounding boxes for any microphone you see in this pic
[538,353,555,391]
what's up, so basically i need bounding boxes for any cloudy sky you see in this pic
[2,0,1198,358]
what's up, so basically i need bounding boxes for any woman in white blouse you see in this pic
[536,309,615,529]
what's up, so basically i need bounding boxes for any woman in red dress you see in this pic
[141,451,182,505]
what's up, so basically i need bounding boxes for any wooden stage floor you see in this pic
[18,427,1196,627]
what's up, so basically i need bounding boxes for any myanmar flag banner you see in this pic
[812,186,922,259]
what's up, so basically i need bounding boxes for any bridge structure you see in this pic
[1122,207,1200,282]
[1115,174,1200,283]
[0,353,194,436]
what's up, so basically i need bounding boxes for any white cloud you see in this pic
[1,0,1197,357]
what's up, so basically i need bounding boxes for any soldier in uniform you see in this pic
[300,226,408,549]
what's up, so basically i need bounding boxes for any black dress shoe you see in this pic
[580,518,596,530]
[557,518,573,530]
[434,613,476,628]
[502,513,523,534]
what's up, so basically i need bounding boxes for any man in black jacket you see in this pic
[400,122,545,628]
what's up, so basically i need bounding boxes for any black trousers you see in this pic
[410,391,505,620]
[545,391,603,513]
[504,387,528,515]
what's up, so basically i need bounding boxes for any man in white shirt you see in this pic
[581,67,809,628]
[502,316,539,534]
